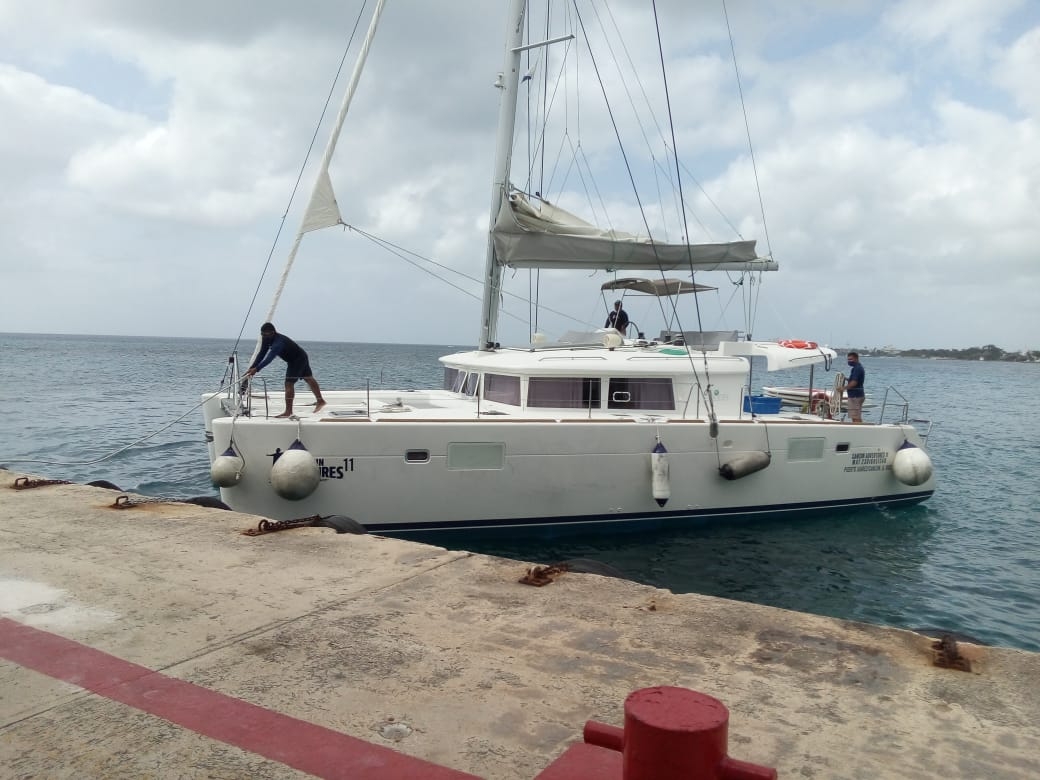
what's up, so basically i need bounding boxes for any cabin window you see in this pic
[607,377,675,410]
[405,449,430,463]
[443,368,476,395]
[483,374,521,406]
[528,377,601,409]
[444,367,460,391]
[788,438,826,461]
[447,442,505,470]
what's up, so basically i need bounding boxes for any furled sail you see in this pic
[492,191,774,271]
[263,0,386,326]
[300,170,343,233]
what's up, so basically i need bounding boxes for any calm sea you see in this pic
[1,332,1037,652]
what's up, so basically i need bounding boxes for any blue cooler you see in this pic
[743,395,781,414]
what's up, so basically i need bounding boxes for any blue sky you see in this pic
[1,0,1038,351]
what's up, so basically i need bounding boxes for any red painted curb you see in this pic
[0,618,479,779]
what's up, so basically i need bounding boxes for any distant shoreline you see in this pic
[2,332,1036,361]
[845,346,1039,363]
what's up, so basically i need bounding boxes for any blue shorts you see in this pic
[284,356,312,384]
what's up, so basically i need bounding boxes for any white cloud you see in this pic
[993,26,1040,116]
[0,0,1038,350]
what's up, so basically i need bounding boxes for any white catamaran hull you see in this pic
[200,1,936,536]
[203,390,933,536]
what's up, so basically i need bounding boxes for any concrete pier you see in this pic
[1,469,1038,779]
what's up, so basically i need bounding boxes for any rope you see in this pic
[0,381,233,469]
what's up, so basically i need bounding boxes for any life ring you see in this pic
[778,339,819,349]
[810,397,831,418]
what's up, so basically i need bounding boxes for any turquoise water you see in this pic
[1,333,1038,652]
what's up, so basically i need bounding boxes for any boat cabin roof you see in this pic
[440,345,750,378]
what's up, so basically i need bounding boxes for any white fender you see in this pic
[719,451,771,481]
[270,439,320,500]
[892,441,933,486]
[651,441,670,506]
[210,446,244,488]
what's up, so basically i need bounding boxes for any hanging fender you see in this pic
[719,451,771,480]
[210,445,244,488]
[650,441,670,507]
[892,440,934,486]
[270,439,321,500]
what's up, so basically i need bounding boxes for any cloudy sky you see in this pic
[1,0,1037,351]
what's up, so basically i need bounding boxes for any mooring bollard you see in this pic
[534,686,776,780]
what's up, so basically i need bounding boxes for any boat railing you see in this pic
[221,353,269,419]
[878,385,933,444]
[231,377,271,418]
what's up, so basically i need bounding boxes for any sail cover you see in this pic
[492,192,773,271]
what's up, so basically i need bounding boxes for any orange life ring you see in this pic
[778,339,819,349]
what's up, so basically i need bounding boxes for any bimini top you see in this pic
[601,277,717,296]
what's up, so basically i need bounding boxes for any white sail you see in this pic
[300,170,343,234]
[264,0,387,324]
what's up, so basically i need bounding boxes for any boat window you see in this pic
[528,377,601,409]
[444,368,478,396]
[607,377,675,410]
[405,449,430,463]
[483,374,521,406]
[447,442,505,470]
[788,438,826,461]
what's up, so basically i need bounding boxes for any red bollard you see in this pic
[535,686,776,780]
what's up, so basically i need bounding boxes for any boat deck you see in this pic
[235,389,844,423]
[2,469,1037,779]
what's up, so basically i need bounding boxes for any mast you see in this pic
[479,0,527,349]
[263,0,389,325]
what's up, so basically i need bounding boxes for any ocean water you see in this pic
[1,332,1038,653]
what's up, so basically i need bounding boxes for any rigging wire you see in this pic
[348,225,590,330]
[648,0,720,417]
[569,2,721,411]
[230,2,371,357]
[723,0,769,334]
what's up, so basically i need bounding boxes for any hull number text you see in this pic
[318,457,355,480]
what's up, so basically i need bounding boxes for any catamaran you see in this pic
[201,0,934,536]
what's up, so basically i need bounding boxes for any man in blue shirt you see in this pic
[605,300,629,334]
[845,351,865,423]
[244,323,326,417]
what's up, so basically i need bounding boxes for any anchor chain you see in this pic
[242,515,323,536]
[111,494,178,509]
[12,477,72,490]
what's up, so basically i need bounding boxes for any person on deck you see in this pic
[243,323,326,418]
[605,300,629,335]
[845,351,865,423]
